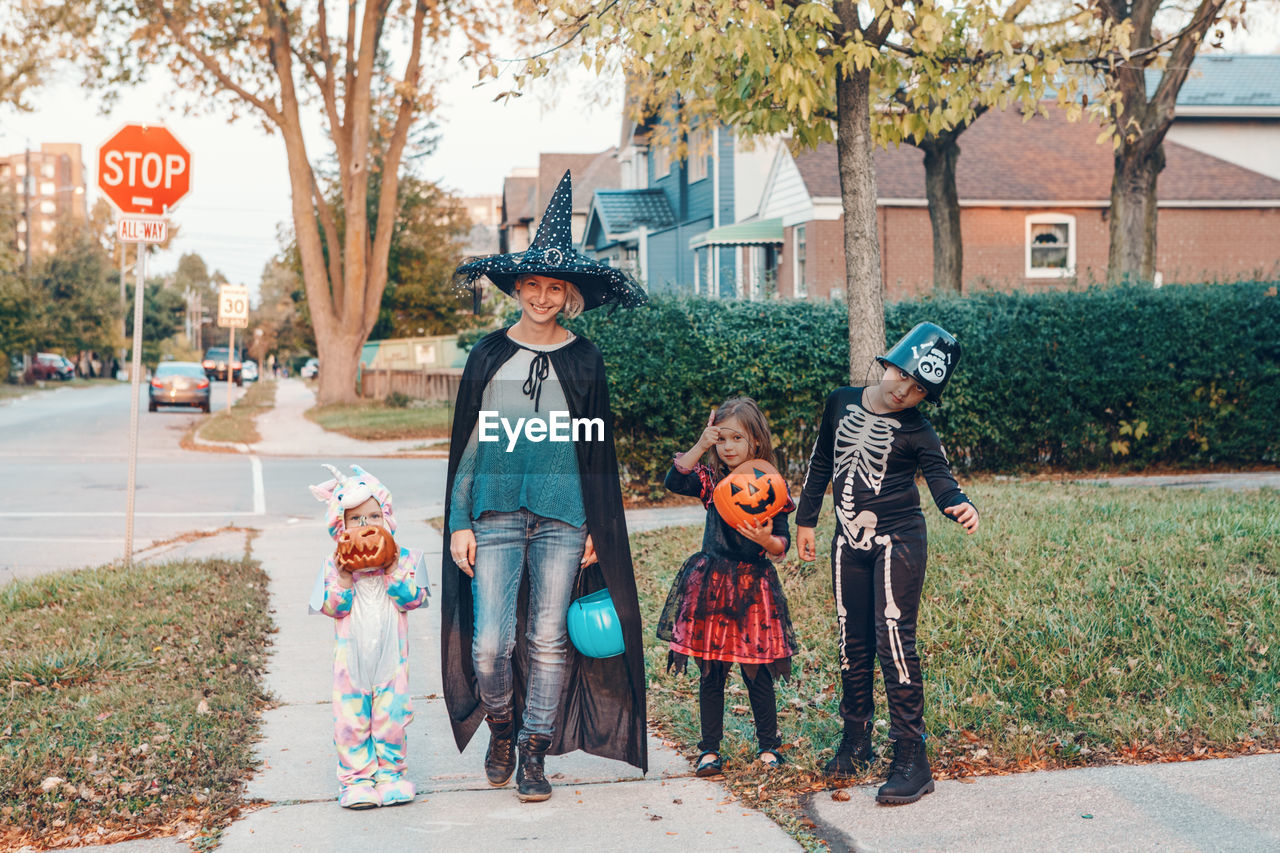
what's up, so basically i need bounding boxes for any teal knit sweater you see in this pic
[448,334,585,530]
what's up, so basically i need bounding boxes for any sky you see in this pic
[0,54,623,301]
[1,14,1275,304]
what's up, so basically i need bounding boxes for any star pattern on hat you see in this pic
[453,170,648,312]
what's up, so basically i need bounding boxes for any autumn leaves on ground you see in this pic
[633,482,1280,849]
[0,559,272,851]
[1,482,1276,850]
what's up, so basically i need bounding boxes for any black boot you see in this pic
[516,734,553,802]
[484,715,517,787]
[876,737,934,804]
[824,721,875,779]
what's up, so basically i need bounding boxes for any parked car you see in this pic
[30,353,75,381]
[202,346,244,386]
[242,360,258,382]
[149,361,211,413]
[300,357,320,379]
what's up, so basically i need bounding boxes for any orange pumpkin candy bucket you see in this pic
[712,459,790,528]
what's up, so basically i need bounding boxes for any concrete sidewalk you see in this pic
[207,514,796,851]
[809,754,1280,852]
[194,378,446,457]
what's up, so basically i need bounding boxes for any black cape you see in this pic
[440,329,648,771]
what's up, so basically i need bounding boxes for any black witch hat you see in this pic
[453,170,648,311]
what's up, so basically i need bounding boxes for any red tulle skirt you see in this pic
[657,552,797,667]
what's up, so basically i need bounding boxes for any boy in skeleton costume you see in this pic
[797,323,979,805]
[309,464,429,810]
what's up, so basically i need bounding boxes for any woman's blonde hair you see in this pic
[514,275,585,320]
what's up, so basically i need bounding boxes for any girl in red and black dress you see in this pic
[656,397,797,776]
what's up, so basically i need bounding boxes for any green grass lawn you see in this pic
[1,378,119,401]
[632,481,1280,847]
[307,399,453,440]
[0,558,273,850]
[196,380,277,445]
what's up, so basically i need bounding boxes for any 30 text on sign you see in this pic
[218,284,250,329]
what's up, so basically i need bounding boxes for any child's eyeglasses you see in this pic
[347,514,384,527]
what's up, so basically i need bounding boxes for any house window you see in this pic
[793,225,808,298]
[654,145,670,180]
[687,127,708,183]
[1026,213,1076,278]
[42,163,55,179]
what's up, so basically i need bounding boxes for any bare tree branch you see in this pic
[364,0,427,332]
[154,6,283,123]
[310,167,346,311]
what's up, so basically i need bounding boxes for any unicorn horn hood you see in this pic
[308,463,398,540]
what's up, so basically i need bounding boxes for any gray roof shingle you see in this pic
[792,106,1280,203]
[1152,54,1280,108]
[592,189,676,233]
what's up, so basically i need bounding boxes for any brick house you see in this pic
[761,106,1280,302]
[498,150,621,255]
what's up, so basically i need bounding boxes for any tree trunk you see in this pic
[316,329,365,404]
[835,62,885,384]
[920,135,963,294]
[1107,142,1165,284]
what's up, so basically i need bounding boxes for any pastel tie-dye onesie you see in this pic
[309,465,428,808]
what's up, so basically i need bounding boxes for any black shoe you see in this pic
[484,716,517,787]
[516,734,553,802]
[876,737,934,804]
[824,722,875,779]
[695,751,724,778]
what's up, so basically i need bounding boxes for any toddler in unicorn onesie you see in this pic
[309,464,428,810]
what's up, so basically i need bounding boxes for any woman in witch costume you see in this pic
[442,170,649,803]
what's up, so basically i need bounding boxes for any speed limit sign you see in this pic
[218,284,249,329]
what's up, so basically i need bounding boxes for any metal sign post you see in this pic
[99,122,191,568]
[227,326,236,412]
[124,245,146,565]
[217,283,250,411]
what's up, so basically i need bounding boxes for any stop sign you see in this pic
[97,124,191,216]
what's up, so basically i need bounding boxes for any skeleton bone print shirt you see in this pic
[796,387,971,539]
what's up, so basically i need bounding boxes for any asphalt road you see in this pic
[0,380,448,584]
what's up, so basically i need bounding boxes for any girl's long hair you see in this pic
[706,396,776,474]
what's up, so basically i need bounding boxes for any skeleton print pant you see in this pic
[830,514,928,741]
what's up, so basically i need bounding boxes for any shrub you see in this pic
[566,281,1280,492]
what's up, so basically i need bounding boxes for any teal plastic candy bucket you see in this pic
[566,588,624,659]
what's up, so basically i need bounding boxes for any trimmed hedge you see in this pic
[566,281,1280,495]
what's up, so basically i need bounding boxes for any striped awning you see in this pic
[689,218,783,249]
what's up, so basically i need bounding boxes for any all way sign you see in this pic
[117,217,168,243]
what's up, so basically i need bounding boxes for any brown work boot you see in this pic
[515,733,553,802]
[484,715,517,787]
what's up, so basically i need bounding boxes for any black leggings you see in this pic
[695,659,780,754]
[831,515,929,740]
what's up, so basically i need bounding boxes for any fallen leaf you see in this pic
[831,789,851,801]
[196,700,210,715]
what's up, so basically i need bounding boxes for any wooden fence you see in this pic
[359,367,463,402]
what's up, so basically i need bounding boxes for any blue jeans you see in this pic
[471,509,587,740]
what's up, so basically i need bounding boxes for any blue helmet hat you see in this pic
[877,322,961,404]
[566,588,625,659]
